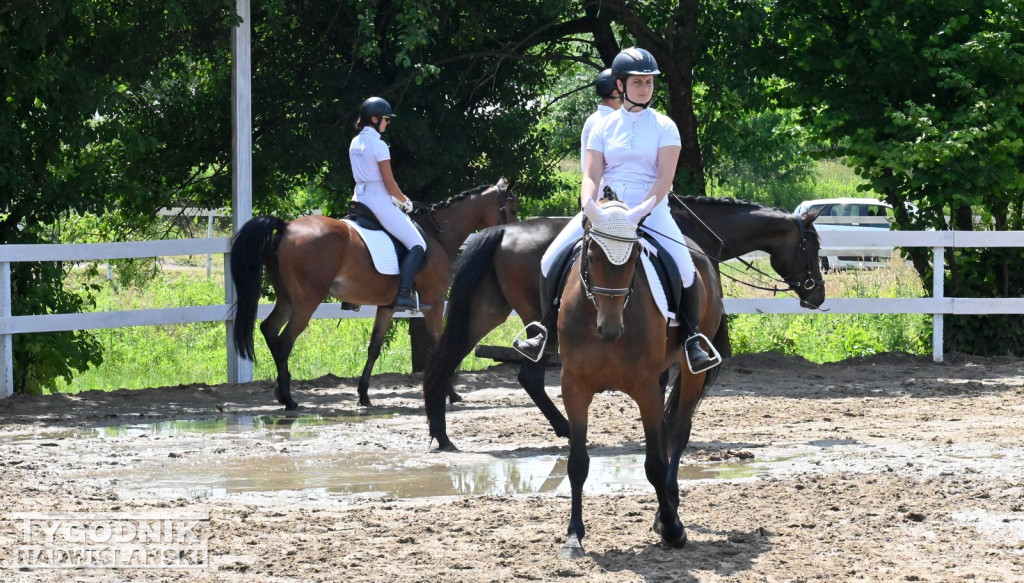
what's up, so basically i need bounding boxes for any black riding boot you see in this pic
[513,278,555,362]
[679,281,717,372]
[393,245,430,311]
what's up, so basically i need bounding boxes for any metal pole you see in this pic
[932,245,944,362]
[227,0,254,384]
[1,262,13,397]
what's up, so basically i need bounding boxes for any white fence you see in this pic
[2,229,1023,397]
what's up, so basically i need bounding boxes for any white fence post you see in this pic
[1,261,12,398]
[932,245,945,363]
[227,0,254,384]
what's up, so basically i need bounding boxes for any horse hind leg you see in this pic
[262,301,316,411]
[635,380,687,548]
[357,309,394,407]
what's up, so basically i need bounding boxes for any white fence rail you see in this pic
[2,230,1023,397]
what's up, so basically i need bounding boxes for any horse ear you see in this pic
[803,206,825,223]
[583,198,605,225]
[626,197,657,225]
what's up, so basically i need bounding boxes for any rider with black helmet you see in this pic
[349,96,430,312]
[514,48,717,373]
[579,69,622,173]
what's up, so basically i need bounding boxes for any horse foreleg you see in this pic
[357,309,395,407]
[517,360,570,438]
[559,379,593,559]
[636,381,686,548]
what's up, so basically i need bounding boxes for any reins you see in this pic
[653,194,827,308]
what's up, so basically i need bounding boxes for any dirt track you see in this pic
[2,351,1023,582]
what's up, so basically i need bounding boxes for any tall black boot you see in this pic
[393,245,430,311]
[513,277,555,362]
[678,281,718,373]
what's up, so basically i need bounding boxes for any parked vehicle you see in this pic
[795,197,900,270]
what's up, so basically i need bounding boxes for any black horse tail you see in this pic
[229,216,287,361]
[423,225,507,438]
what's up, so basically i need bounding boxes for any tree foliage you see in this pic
[766,0,1024,354]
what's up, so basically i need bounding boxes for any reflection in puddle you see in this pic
[3,413,389,442]
[97,450,778,501]
[92,413,388,439]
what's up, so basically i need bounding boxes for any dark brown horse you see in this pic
[230,179,517,410]
[424,195,825,450]
[555,200,724,556]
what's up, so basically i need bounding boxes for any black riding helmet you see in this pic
[594,68,616,98]
[359,97,394,132]
[610,47,660,109]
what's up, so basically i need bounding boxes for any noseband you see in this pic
[791,219,824,291]
[579,227,641,306]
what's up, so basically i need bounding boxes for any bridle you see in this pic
[579,226,641,306]
[671,195,825,304]
[496,184,514,225]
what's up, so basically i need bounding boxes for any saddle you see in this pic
[340,201,430,311]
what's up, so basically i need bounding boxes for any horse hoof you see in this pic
[432,438,458,453]
[358,397,371,407]
[284,401,298,411]
[652,513,687,548]
[559,534,585,559]
[448,391,463,404]
[663,531,687,549]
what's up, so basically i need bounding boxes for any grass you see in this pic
[721,255,931,362]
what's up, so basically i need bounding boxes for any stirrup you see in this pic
[512,321,548,362]
[684,333,722,374]
[394,291,430,313]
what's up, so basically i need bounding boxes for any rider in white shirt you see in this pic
[579,69,621,173]
[514,48,715,372]
[348,97,429,311]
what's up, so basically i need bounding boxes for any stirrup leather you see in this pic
[684,332,723,374]
[512,321,548,362]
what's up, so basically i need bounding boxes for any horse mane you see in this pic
[674,194,790,215]
[410,184,492,216]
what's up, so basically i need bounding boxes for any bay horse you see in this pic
[557,199,723,556]
[424,195,825,450]
[230,179,517,410]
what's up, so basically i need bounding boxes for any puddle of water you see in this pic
[96,451,780,501]
[3,413,390,442]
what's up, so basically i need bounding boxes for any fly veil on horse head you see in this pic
[555,198,725,556]
[229,178,517,410]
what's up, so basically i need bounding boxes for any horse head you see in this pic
[776,206,826,309]
[580,198,652,342]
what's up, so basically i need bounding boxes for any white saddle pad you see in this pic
[640,252,675,323]
[342,220,399,275]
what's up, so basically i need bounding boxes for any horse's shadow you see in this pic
[589,525,770,582]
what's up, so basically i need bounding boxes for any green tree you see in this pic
[767,0,1024,354]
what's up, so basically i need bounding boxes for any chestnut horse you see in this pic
[230,179,517,410]
[424,196,825,450]
[556,200,723,556]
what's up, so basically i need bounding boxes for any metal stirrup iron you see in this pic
[512,321,548,362]
[684,332,723,374]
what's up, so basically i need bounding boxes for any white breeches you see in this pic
[353,182,426,250]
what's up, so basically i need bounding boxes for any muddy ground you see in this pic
[1,351,1023,582]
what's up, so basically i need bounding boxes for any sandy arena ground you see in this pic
[1,351,1023,582]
